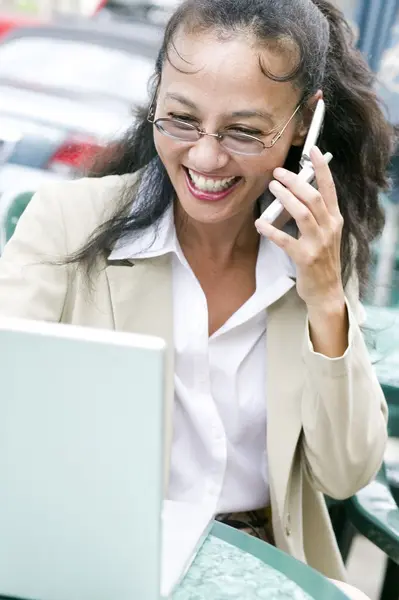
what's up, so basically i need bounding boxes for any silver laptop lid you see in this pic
[0,318,165,600]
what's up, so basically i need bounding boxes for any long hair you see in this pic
[69,0,395,294]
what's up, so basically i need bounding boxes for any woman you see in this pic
[0,0,393,597]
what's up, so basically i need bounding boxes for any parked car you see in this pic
[93,0,178,27]
[0,14,41,39]
[0,18,161,196]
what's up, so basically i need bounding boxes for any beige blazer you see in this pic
[0,175,388,581]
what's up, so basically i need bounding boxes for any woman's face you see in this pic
[153,30,307,225]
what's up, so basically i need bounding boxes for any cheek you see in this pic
[153,131,168,160]
[154,131,182,166]
[242,141,294,181]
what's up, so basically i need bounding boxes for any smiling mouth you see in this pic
[184,167,242,193]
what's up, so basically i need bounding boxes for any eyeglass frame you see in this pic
[147,89,302,155]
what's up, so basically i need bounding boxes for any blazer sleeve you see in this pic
[0,185,69,322]
[300,275,388,499]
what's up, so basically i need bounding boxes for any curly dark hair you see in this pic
[70,0,395,294]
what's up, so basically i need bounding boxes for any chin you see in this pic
[178,199,230,224]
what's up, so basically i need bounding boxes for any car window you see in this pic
[0,37,155,105]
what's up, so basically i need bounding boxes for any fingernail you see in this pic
[274,167,288,179]
[255,219,270,231]
[269,180,282,193]
[310,146,323,159]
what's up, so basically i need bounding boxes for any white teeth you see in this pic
[188,169,237,192]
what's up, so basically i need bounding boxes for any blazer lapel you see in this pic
[267,287,307,535]
[105,255,307,513]
[105,255,174,493]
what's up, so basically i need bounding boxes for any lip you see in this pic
[183,167,242,202]
[186,166,238,180]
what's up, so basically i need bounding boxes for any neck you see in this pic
[175,203,260,266]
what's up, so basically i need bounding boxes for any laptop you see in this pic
[0,317,168,600]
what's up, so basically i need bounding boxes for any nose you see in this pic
[187,134,230,172]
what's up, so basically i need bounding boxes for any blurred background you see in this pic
[0,1,399,598]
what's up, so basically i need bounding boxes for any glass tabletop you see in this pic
[174,523,349,600]
[174,536,312,600]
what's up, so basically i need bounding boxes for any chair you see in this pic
[383,384,399,438]
[344,464,399,600]
[328,498,357,563]
[387,460,399,507]
[381,454,399,600]
[0,189,35,252]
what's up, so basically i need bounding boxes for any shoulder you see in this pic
[37,173,135,227]
[28,173,137,253]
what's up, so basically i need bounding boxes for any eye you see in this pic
[168,112,197,123]
[227,126,263,137]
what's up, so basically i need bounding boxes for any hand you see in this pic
[255,146,345,312]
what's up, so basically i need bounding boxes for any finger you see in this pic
[268,180,320,238]
[255,218,300,261]
[310,146,340,216]
[273,166,330,228]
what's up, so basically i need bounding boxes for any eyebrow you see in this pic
[164,92,276,125]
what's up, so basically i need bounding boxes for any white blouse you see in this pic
[109,205,296,514]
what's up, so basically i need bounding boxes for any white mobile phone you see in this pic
[259,98,331,227]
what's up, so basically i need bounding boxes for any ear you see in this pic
[291,89,323,147]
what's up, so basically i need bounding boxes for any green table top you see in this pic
[175,522,349,600]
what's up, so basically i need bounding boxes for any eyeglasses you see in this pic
[147,97,301,156]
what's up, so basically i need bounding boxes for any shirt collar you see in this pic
[108,201,296,282]
[108,203,178,261]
